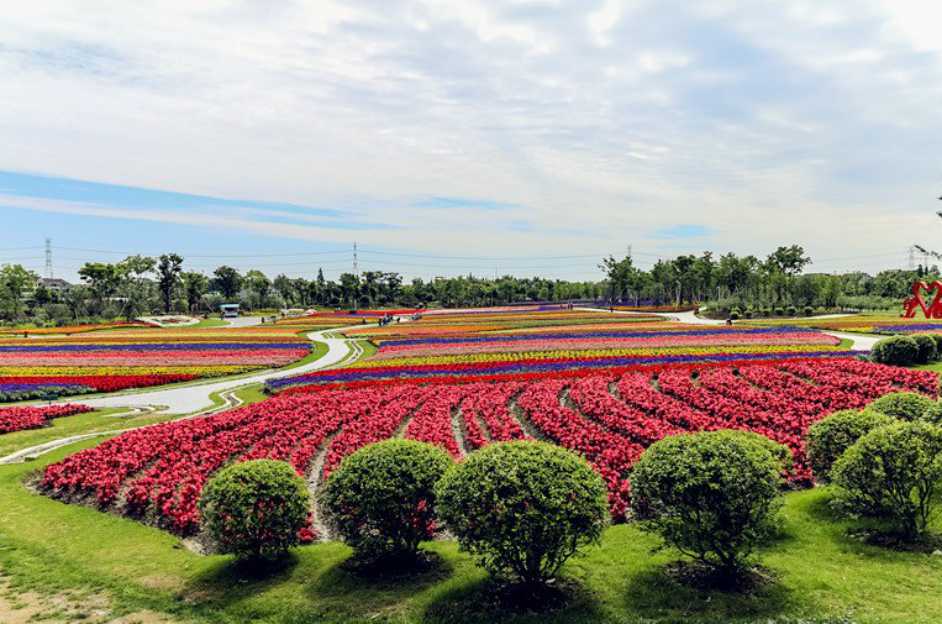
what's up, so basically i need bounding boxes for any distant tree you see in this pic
[0,264,38,320]
[243,270,272,307]
[212,266,242,299]
[157,254,184,313]
[273,274,295,306]
[181,271,209,313]
[338,273,359,309]
[78,262,122,314]
[117,255,156,320]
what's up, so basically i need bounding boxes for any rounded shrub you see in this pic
[871,335,919,366]
[802,305,814,317]
[929,333,942,356]
[868,392,935,421]
[833,421,942,539]
[436,441,608,587]
[773,307,785,317]
[199,459,310,560]
[743,309,754,319]
[921,401,942,426]
[786,305,798,317]
[806,409,895,481]
[630,430,788,578]
[318,439,453,562]
[911,334,938,364]
[729,311,740,321]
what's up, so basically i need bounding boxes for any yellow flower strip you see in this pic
[350,344,844,368]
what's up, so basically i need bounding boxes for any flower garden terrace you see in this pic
[742,314,942,335]
[269,324,857,388]
[41,357,938,535]
[0,325,313,402]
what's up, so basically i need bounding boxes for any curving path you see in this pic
[74,327,362,415]
[577,308,879,351]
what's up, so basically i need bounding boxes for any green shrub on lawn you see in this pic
[871,336,920,366]
[922,402,942,426]
[806,409,896,481]
[199,459,310,560]
[868,392,935,421]
[929,334,942,356]
[436,441,608,587]
[833,421,942,539]
[630,430,789,579]
[911,334,938,364]
[318,439,452,563]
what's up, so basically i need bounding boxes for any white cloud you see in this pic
[0,1,940,274]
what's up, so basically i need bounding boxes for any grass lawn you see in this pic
[0,437,940,624]
[0,408,179,459]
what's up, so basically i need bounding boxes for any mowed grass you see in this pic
[0,438,940,624]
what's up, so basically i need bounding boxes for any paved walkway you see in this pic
[75,327,358,415]
[577,308,877,351]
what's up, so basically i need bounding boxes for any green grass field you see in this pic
[0,435,940,624]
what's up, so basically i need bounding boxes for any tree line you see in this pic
[0,244,932,325]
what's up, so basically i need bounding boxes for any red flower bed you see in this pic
[42,358,938,534]
[0,404,93,434]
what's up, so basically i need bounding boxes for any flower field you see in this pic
[0,326,312,401]
[271,323,855,390]
[42,357,937,533]
[0,404,93,434]
[744,314,942,335]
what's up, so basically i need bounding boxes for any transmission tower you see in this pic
[45,238,53,279]
[353,241,359,278]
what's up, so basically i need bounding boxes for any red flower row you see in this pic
[0,404,93,434]
[42,358,938,534]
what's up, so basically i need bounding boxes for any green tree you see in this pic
[0,264,38,320]
[212,266,242,300]
[181,271,209,313]
[157,253,183,313]
[78,262,122,314]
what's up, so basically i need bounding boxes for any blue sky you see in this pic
[2,1,941,281]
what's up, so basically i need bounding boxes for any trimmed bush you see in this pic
[318,439,453,562]
[436,441,608,586]
[868,392,935,421]
[729,311,740,321]
[630,430,788,578]
[832,421,942,539]
[930,333,942,356]
[922,402,942,426]
[802,305,814,316]
[806,409,895,481]
[199,460,310,560]
[912,334,939,364]
[871,336,920,366]
[786,305,798,317]
[773,307,785,317]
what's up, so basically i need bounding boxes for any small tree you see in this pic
[631,431,788,580]
[318,440,452,563]
[833,421,942,540]
[199,460,310,560]
[436,441,608,587]
[868,392,935,421]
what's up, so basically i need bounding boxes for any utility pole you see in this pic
[45,238,53,279]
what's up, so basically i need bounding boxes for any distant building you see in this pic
[38,278,73,293]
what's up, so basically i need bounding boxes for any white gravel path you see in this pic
[72,327,359,415]
[576,308,877,351]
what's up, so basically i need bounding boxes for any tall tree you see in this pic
[157,253,184,313]
[212,266,242,299]
[0,264,38,320]
[78,262,122,313]
[181,271,209,313]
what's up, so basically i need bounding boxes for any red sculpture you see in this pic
[903,281,942,318]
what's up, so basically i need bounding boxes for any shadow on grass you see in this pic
[423,576,604,624]
[621,561,798,622]
[183,552,301,603]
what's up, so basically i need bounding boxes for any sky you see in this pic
[2,0,941,282]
